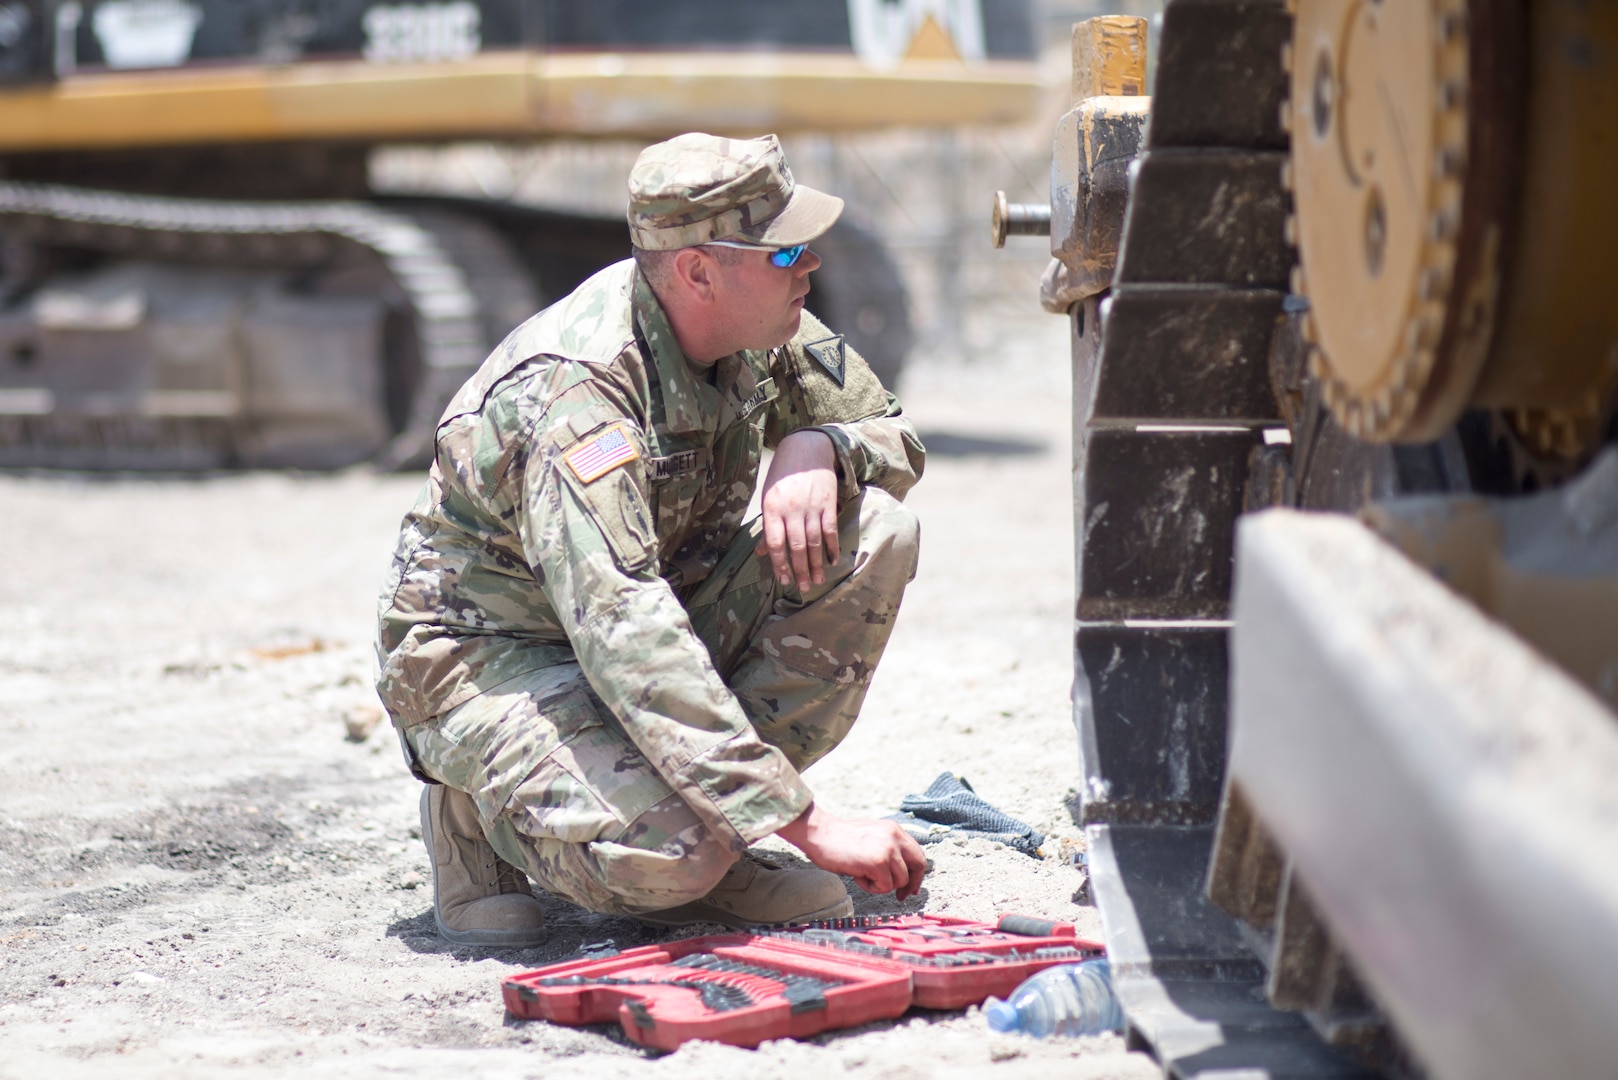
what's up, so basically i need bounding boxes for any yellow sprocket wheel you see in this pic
[1285,0,1475,442]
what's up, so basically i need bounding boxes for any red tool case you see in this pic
[501,913,1104,1051]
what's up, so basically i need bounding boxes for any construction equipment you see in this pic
[1003,5,1618,1077]
[0,0,1044,469]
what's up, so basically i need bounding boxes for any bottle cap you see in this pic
[983,996,1019,1033]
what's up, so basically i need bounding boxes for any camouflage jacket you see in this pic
[375,259,925,849]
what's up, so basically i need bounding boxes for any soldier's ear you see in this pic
[672,248,718,303]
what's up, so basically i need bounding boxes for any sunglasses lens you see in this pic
[771,244,807,268]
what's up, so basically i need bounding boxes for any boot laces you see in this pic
[713,849,784,890]
[741,849,783,871]
[491,857,528,894]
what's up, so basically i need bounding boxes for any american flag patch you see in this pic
[563,422,640,483]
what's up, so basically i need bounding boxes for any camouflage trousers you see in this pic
[404,485,920,916]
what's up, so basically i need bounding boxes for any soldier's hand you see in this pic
[756,429,840,593]
[777,802,928,900]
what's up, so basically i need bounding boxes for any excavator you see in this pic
[997,4,1618,1078]
[0,0,1042,468]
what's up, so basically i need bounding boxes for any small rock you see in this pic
[398,871,425,890]
[990,1043,1025,1062]
[250,638,328,661]
[345,706,384,743]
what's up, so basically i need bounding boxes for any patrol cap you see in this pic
[627,133,844,251]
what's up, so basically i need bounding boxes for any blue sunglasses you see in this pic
[705,241,808,268]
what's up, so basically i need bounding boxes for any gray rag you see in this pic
[887,772,1045,858]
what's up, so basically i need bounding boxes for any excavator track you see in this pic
[0,182,535,470]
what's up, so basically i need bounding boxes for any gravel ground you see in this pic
[0,311,1157,1079]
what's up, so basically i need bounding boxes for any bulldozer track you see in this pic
[1067,2,1403,1076]
[1070,4,1618,1078]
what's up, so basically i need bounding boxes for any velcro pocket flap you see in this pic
[561,464,655,572]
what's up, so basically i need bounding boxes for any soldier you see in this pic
[375,133,928,946]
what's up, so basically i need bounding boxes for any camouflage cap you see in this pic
[627,133,844,251]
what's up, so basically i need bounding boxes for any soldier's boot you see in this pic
[420,785,548,947]
[635,850,854,929]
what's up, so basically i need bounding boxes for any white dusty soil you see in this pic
[0,312,1158,1079]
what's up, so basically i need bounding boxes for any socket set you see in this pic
[760,912,1104,1008]
[502,913,1103,1049]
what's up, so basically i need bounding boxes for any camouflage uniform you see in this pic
[375,232,924,915]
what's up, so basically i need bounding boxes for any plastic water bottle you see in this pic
[983,959,1124,1038]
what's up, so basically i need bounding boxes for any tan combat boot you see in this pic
[636,850,854,929]
[420,785,547,947]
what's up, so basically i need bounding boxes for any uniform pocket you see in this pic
[506,698,676,845]
[405,664,580,812]
[651,471,705,543]
[560,465,656,572]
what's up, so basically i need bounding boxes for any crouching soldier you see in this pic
[375,133,928,945]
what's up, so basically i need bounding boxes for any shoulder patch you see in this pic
[563,422,641,483]
[802,334,847,387]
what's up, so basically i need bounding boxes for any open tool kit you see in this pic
[501,913,1104,1050]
